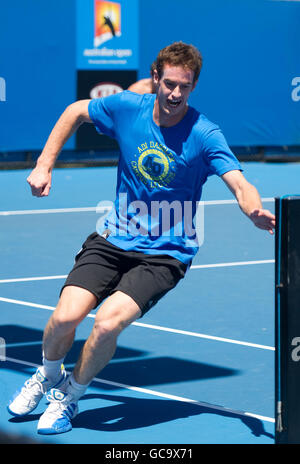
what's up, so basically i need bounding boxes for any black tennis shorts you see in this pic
[61,232,187,317]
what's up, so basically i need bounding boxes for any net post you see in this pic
[275,196,300,444]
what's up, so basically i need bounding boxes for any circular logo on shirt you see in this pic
[131,143,176,189]
[138,149,169,182]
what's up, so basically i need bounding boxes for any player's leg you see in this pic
[39,232,124,381]
[42,285,97,362]
[37,254,186,435]
[37,290,141,435]
[72,290,141,385]
[7,286,97,417]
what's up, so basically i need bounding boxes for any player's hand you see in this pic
[249,208,276,235]
[27,167,52,197]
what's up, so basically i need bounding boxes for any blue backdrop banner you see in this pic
[0,0,299,152]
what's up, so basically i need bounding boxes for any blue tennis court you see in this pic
[0,161,299,444]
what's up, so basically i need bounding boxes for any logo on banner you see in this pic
[90,82,123,98]
[77,0,138,69]
[94,0,121,47]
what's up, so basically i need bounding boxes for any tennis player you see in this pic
[7,42,275,434]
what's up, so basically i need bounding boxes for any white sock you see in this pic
[66,373,90,401]
[41,355,65,382]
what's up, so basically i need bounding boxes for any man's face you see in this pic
[154,64,197,125]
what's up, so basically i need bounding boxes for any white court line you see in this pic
[203,197,274,205]
[133,321,274,351]
[0,296,274,351]
[0,197,274,216]
[0,297,55,311]
[4,355,275,424]
[0,206,98,216]
[0,258,274,284]
[192,259,275,269]
[0,275,68,284]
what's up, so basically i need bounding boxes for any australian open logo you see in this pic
[94,0,121,47]
[131,141,176,189]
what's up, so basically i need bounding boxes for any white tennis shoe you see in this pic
[37,388,78,435]
[7,367,66,417]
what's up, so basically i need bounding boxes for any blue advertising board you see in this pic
[76,0,139,70]
[0,0,299,153]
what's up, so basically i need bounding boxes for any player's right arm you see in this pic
[27,100,92,197]
[127,78,153,94]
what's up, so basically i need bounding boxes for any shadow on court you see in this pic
[2,324,275,441]
[1,324,147,365]
[7,393,274,442]
[1,325,239,388]
[73,393,274,440]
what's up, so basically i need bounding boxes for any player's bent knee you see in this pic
[50,311,78,334]
[51,304,87,333]
[97,305,140,330]
[93,307,139,342]
[92,314,125,342]
[91,322,117,346]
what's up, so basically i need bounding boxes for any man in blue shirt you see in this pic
[8,42,275,434]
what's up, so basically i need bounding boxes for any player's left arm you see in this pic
[221,169,276,234]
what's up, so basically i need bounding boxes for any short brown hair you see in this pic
[155,41,203,83]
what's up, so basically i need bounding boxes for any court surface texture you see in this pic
[0,161,298,444]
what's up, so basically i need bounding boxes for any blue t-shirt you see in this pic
[88,91,241,265]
